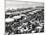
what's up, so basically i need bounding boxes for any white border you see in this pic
[0,0,4,34]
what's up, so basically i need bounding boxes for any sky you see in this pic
[5,0,44,10]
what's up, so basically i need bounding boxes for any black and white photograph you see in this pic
[5,0,44,35]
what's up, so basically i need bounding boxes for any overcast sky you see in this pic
[6,0,44,10]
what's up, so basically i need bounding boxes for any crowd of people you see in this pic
[5,7,44,35]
